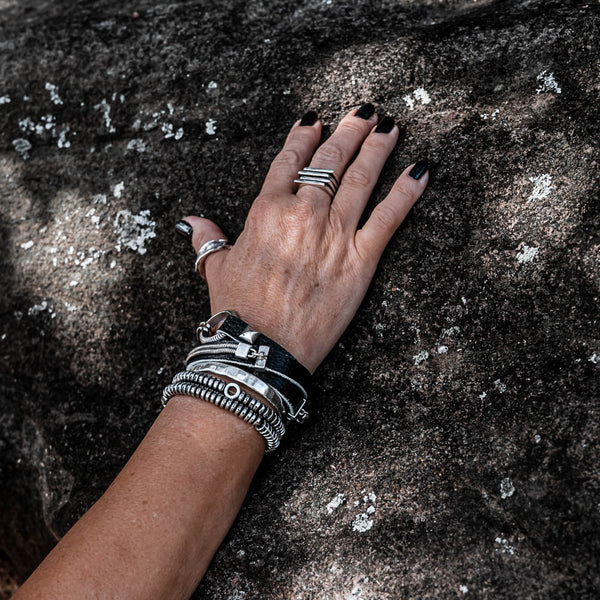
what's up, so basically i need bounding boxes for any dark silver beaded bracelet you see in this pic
[161,378,281,451]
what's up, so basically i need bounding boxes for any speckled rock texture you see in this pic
[1,0,599,598]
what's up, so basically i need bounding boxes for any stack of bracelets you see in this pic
[161,310,311,452]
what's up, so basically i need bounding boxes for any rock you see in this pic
[1,0,599,598]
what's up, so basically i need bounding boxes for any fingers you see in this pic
[180,215,230,283]
[260,112,322,196]
[330,116,399,231]
[296,103,378,204]
[354,161,429,265]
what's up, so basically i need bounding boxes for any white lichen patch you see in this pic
[352,513,373,533]
[45,82,63,105]
[113,210,156,255]
[326,493,346,514]
[527,173,553,203]
[500,477,515,499]
[0,95,11,104]
[351,489,376,532]
[206,118,217,135]
[162,122,184,140]
[459,584,469,594]
[516,245,539,264]
[589,353,599,364]
[437,345,448,354]
[536,70,562,94]
[413,350,429,365]
[405,87,431,109]
[94,99,116,133]
[57,126,71,149]
[19,240,34,250]
[494,379,507,393]
[441,325,460,339]
[112,181,125,198]
[481,108,500,120]
[126,138,147,153]
[494,537,516,555]
[13,138,32,159]
[28,300,48,316]
[413,87,431,104]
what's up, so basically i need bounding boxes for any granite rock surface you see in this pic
[1,0,599,598]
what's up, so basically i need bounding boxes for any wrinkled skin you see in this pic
[185,108,429,373]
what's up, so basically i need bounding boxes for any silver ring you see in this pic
[294,167,339,198]
[195,238,231,278]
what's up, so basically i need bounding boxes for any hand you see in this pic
[181,105,429,374]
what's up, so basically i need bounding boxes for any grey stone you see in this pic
[1,0,599,598]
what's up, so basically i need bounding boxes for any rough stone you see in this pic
[1,0,599,598]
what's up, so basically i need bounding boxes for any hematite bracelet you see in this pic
[161,372,282,451]
[171,370,285,437]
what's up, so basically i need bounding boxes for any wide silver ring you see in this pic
[194,238,231,278]
[294,167,339,199]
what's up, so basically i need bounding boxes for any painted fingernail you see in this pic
[355,103,375,120]
[300,111,318,126]
[409,160,429,180]
[375,116,395,134]
[175,220,193,239]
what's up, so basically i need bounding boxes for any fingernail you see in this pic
[300,111,318,126]
[409,160,429,180]
[175,220,193,239]
[375,116,395,134]
[355,103,375,120]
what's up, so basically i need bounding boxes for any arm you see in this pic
[15,105,428,600]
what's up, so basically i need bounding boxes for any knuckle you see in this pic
[339,120,367,136]
[392,183,415,206]
[314,143,345,166]
[362,136,388,154]
[273,147,303,169]
[342,165,372,189]
[288,197,319,224]
[372,203,399,231]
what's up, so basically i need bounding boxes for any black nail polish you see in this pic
[300,111,318,126]
[409,160,429,180]
[174,220,193,239]
[375,116,395,134]
[355,103,375,120]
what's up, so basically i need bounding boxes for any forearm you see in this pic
[15,396,264,600]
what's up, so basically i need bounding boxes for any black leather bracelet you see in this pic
[189,311,312,422]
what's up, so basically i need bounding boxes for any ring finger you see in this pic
[296,103,378,205]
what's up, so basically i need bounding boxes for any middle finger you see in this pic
[295,103,378,204]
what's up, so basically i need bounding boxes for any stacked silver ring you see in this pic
[294,167,339,198]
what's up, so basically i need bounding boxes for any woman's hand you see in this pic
[181,104,429,373]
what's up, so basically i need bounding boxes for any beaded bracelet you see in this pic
[161,372,282,451]
[171,370,285,437]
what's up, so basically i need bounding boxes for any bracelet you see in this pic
[161,369,285,451]
[187,310,311,423]
[162,380,281,451]
[171,370,285,437]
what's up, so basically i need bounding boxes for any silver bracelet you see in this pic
[162,377,282,451]
[184,361,289,420]
[171,370,285,437]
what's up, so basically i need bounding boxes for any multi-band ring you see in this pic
[294,167,339,198]
[195,238,232,278]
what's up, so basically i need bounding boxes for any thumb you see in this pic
[175,216,230,281]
